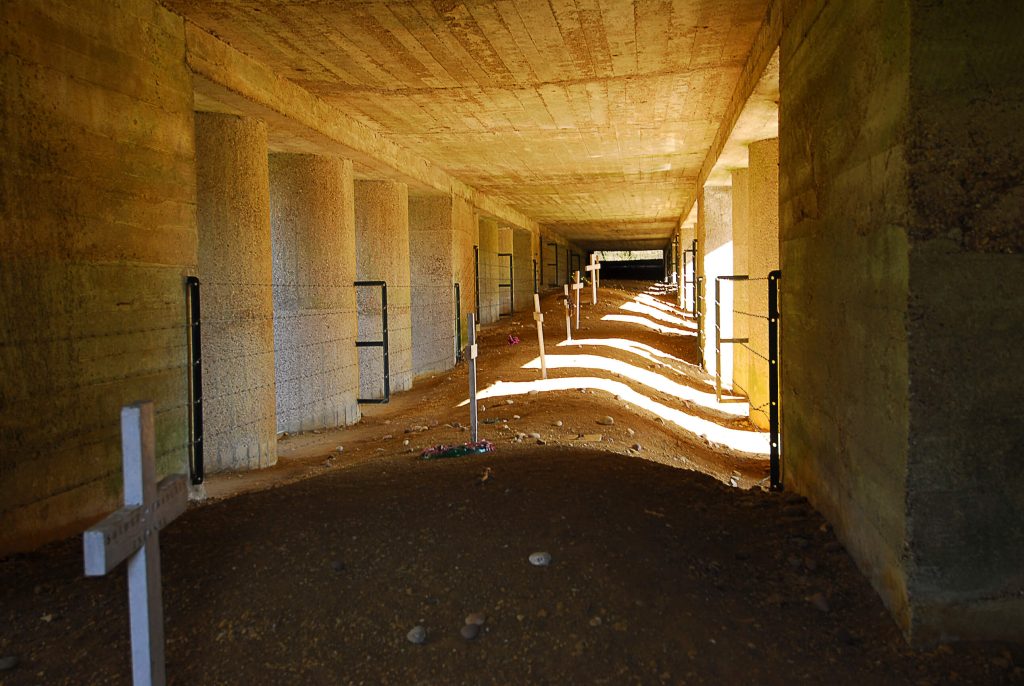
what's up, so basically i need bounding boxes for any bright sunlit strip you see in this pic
[601,314,694,337]
[619,300,694,328]
[558,338,707,384]
[462,376,769,455]
[523,353,746,416]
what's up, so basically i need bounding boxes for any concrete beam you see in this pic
[184,22,540,237]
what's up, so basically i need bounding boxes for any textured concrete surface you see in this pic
[512,228,535,312]
[195,113,277,473]
[409,195,458,377]
[270,154,360,434]
[730,168,751,406]
[451,196,477,350]
[696,186,733,386]
[163,0,771,248]
[354,180,412,396]
[744,138,779,430]
[497,227,515,316]
[0,0,196,554]
[477,217,501,324]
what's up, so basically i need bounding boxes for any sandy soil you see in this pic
[0,283,1019,684]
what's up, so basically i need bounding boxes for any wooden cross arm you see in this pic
[463,343,478,360]
[83,474,187,576]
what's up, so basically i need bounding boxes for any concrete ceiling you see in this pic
[166,0,771,248]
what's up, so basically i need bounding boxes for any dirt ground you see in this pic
[0,283,1020,684]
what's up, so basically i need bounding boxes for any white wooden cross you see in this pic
[533,292,547,379]
[562,283,572,342]
[585,254,601,305]
[571,270,584,330]
[464,312,479,442]
[83,402,188,686]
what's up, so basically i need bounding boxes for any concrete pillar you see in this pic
[354,180,412,395]
[269,154,359,434]
[195,112,276,471]
[745,138,779,429]
[409,194,457,376]
[731,168,751,407]
[452,196,476,349]
[780,0,1023,642]
[512,228,534,312]
[696,186,734,387]
[497,226,514,316]
[477,217,500,324]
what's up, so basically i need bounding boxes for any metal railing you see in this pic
[354,280,390,404]
[185,276,204,485]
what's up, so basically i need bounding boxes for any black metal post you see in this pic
[185,276,204,485]
[454,282,462,362]
[769,270,782,490]
[474,246,480,316]
[533,259,538,294]
[696,275,705,367]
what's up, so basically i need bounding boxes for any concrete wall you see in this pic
[354,180,412,396]
[497,227,514,316]
[745,138,780,429]
[269,154,359,434]
[409,195,457,377]
[696,186,734,386]
[512,228,535,312]
[0,0,196,553]
[901,1,1024,642]
[195,113,277,472]
[477,217,500,324]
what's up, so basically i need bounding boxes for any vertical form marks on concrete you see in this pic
[0,0,197,553]
[477,217,500,324]
[269,154,359,434]
[409,194,457,377]
[354,180,412,395]
[195,112,277,472]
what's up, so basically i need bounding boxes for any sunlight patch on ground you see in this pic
[601,313,694,337]
[634,292,692,319]
[557,338,707,385]
[619,300,695,328]
[522,354,747,416]
[465,376,769,455]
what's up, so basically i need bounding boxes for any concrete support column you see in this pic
[731,168,751,406]
[498,227,514,316]
[409,195,457,377]
[512,229,534,312]
[269,154,359,434]
[195,112,276,471]
[477,217,500,324]
[746,138,779,429]
[696,186,734,386]
[452,196,476,349]
[354,180,412,395]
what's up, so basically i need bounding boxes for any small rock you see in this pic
[589,617,602,627]
[528,390,539,395]
[626,428,635,437]
[528,432,541,439]
[460,623,480,640]
[631,443,642,451]
[382,434,393,440]
[479,404,486,412]
[465,612,487,626]
[403,439,410,446]
[655,417,665,424]
[597,416,614,426]
[333,445,344,453]
[505,399,514,405]
[808,592,830,612]
[513,414,521,420]
[554,420,563,427]
[0,656,18,672]
[407,625,427,644]
[529,551,552,567]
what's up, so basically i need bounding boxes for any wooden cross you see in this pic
[562,283,572,342]
[571,270,584,330]
[585,254,601,305]
[83,402,188,686]
[533,293,547,379]
[464,312,479,442]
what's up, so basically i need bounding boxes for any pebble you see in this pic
[589,617,602,627]
[529,551,552,566]
[0,656,18,672]
[382,434,393,440]
[554,420,563,427]
[465,612,487,626]
[513,414,520,420]
[626,428,635,437]
[403,439,410,446]
[808,592,830,612]
[597,416,614,426]
[505,399,515,405]
[460,623,480,640]
[528,432,541,439]
[631,443,642,451]
[407,625,427,644]
[333,445,344,453]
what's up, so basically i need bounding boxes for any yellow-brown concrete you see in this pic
[163,0,772,248]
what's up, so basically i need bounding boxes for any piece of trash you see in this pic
[529,552,552,567]
[420,440,495,460]
[507,334,520,345]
